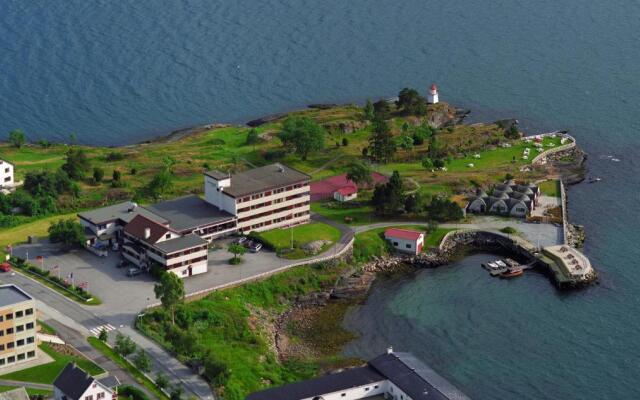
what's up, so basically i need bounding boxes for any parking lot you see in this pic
[10,238,295,323]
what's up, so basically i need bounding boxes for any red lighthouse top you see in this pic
[430,84,438,92]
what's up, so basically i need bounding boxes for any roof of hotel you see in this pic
[78,201,168,225]
[123,214,171,244]
[0,285,33,307]
[385,228,424,241]
[204,170,230,180]
[145,195,235,232]
[369,352,471,400]
[245,366,385,400]
[153,234,207,254]
[216,163,310,198]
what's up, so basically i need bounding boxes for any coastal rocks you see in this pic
[322,120,369,134]
[566,224,586,248]
[302,240,332,254]
[549,147,588,184]
[427,103,469,128]
[331,271,377,299]
[247,112,289,127]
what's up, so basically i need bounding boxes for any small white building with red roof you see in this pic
[384,228,425,255]
[333,185,358,202]
[427,83,439,104]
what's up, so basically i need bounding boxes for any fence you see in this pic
[560,180,570,245]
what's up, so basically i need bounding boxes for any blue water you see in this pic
[2,1,640,399]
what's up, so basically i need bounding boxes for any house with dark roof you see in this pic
[466,181,540,218]
[246,348,470,400]
[53,363,118,400]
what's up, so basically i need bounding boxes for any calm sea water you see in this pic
[2,1,639,398]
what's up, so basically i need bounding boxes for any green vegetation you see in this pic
[425,227,456,248]
[310,201,379,225]
[87,337,169,400]
[253,222,341,259]
[137,262,351,400]
[539,179,561,198]
[38,320,56,335]
[154,272,185,325]
[500,226,518,234]
[48,218,84,248]
[0,385,52,396]
[0,343,103,384]
[228,243,247,264]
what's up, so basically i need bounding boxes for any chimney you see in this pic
[144,228,151,240]
[386,346,393,354]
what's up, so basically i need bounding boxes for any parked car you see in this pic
[243,240,255,249]
[249,242,263,253]
[0,262,11,273]
[117,260,129,269]
[235,236,248,245]
[126,267,142,277]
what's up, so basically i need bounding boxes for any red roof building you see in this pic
[384,228,425,255]
[311,172,388,202]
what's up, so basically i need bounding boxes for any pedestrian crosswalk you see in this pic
[90,324,117,336]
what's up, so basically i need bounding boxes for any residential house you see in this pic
[333,185,358,202]
[466,181,540,218]
[0,159,14,190]
[53,363,119,400]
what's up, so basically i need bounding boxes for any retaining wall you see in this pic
[531,132,577,165]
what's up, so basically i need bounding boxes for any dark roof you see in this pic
[246,366,385,400]
[223,163,310,198]
[494,184,513,193]
[145,195,235,232]
[492,190,510,200]
[204,170,230,180]
[369,352,471,400]
[78,201,168,225]
[97,375,120,389]
[0,285,32,307]
[53,363,95,400]
[154,234,207,254]
[124,214,171,244]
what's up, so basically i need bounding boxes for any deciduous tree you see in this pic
[345,161,373,187]
[154,272,185,325]
[279,117,325,160]
[8,129,26,148]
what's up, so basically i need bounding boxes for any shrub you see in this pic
[500,226,517,234]
[119,385,150,400]
[106,151,125,161]
[342,137,349,146]
[263,149,285,161]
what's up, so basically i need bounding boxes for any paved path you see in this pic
[0,379,53,390]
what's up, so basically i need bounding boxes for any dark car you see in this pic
[249,242,263,253]
[126,267,142,277]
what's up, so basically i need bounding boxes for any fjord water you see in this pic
[1,0,639,398]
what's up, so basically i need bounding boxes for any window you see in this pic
[7,356,14,363]
[15,311,23,318]
[166,233,171,239]
[7,342,14,349]
[27,336,34,344]
[393,241,399,246]
[374,385,379,389]
[85,396,94,400]
[0,345,4,351]
[6,328,13,334]
[0,330,4,336]
[341,394,346,397]
[16,339,24,347]
[17,353,25,360]
[0,358,4,365]
[97,393,106,399]
[25,308,33,316]
[406,244,412,249]
[26,322,34,330]
[5,313,12,320]
[27,351,35,358]
[0,315,3,322]
[16,325,24,332]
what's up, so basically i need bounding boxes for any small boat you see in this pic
[588,177,602,183]
[495,260,508,268]
[500,267,524,278]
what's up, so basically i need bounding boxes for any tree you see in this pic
[342,137,349,146]
[154,272,185,325]
[428,135,446,159]
[246,128,260,146]
[170,385,183,400]
[413,123,433,145]
[278,117,325,160]
[505,125,520,139]
[8,130,26,148]
[203,353,230,386]
[345,161,373,187]
[112,170,122,187]
[155,373,169,390]
[134,349,151,373]
[93,167,104,183]
[396,134,414,151]
[371,171,405,215]
[363,99,375,121]
[372,99,391,120]
[146,170,173,200]
[228,243,246,264]
[396,87,428,115]
[368,118,396,163]
[114,332,137,357]
[98,328,108,342]
[421,157,434,170]
[48,219,84,248]
[61,148,90,180]
[425,197,464,222]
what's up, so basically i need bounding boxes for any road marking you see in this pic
[89,324,116,336]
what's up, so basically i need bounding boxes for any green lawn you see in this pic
[425,228,457,248]
[310,202,380,225]
[0,385,52,396]
[0,343,104,384]
[254,222,341,258]
[37,320,56,335]
[539,179,561,197]
[87,337,168,400]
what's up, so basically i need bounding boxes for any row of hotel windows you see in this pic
[167,256,207,268]
[0,336,35,351]
[236,183,308,204]
[243,210,310,231]
[0,322,35,336]
[237,192,310,214]
[0,350,36,366]
[238,201,310,224]
[0,308,34,322]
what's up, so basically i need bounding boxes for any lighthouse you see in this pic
[427,83,439,104]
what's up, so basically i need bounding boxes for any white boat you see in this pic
[495,260,508,268]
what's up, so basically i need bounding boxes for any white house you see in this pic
[333,186,357,202]
[384,228,425,255]
[427,83,439,104]
[54,363,119,400]
[0,159,14,189]
[247,348,471,400]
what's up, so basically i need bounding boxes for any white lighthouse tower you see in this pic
[427,83,439,104]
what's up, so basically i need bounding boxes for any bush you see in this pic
[93,167,104,183]
[342,137,349,146]
[500,226,517,234]
[119,385,150,400]
[106,151,125,161]
[263,149,285,161]
[48,219,84,248]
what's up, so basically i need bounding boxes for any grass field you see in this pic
[0,385,52,396]
[539,179,561,197]
[0,343,104,384]
[310,202,380,225]
[254,222,341,258]
[87,337,168,400]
